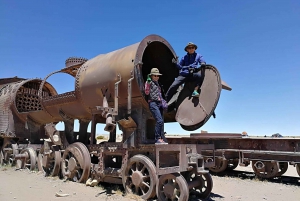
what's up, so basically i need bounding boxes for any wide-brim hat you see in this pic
[149,68,162,76]
[184,42,198,52]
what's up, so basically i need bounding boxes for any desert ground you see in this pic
[0,164,299,201]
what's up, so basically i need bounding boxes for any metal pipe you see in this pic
[127,71,134,115]
[14,153,29,160]
[114,74,121,116]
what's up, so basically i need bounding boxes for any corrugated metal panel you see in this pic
[0,84,11,136]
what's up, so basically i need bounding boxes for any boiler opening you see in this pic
[141,41,178,97]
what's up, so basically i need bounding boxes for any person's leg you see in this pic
[159,108,168,143]
[191,72,202,97]
[149,102,164,142]
[165,76,187,102]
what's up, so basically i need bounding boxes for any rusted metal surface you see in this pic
[28,35,180,129]
[221,80,232,91]
[185,172,213,199]
[166,133,300,180]
[175,65,222,130]
[15,147,37,170]
[156,173,189,201]
[122,154,157,199]
[0,77,26,89]
[155,144,213,175]
[0,78,56,141]
[296,164,300,176]
[209,157,228,173]
[61,142,91,183]
[252,160,279,179]
[37,142,61,176]
[190,133,243,139]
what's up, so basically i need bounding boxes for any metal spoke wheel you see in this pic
[252,160,279,179]
[0,150,4,166]
[276,162,288,177]
[209,157,228,173]
[37,145,61,176]
[296,164,300,177]
[2,143,19,166]
[226,159,239,171]
[156,173,189,201]
[122,155,157,200]
[61,142,91,183]
[16,147,37,170]
[185,171,213,200]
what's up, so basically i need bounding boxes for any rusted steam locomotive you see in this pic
[2,34,299,201]
[1,34,233,200]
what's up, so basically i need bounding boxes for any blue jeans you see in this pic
[149,101,164,141]
[165,73,201,102]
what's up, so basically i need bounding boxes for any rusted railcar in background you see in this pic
[168,133,300,179]
[0,76,58,170]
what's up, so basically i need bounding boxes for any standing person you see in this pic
[144,68,168,144]
[165,42,206,103]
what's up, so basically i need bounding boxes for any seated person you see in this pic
[144,68,168,144]
[165,42,206,103]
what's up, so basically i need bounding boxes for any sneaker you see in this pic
[162,134,168,143]
[192,91,199,97]
[155,139,168,145]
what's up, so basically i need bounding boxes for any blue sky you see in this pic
[1,0,299,136]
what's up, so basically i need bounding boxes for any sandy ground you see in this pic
[0,165,299,201]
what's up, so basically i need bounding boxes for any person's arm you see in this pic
[175,56,185,70]
[144,75,151,95]
[191,53,206,70]
[144,82,150,95]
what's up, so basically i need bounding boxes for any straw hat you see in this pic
[149,68,162,76]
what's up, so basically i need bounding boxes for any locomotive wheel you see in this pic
[156,173,189,201]
[296,164,300,177]
[122,155,157,200]
[37,146,61,176]
[186,171,213,200]
[209,158,228,173]
[226,159,239,171]
[3,143,19,166]
[276,162,288,177]
[17,147,37,171]
[61,142,91,183]
[252,160,279,179]
[0,150,3,166]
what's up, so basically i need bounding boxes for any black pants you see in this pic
[165,73,202,102]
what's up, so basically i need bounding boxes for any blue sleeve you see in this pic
[198,54,206,64]
[176,56,184,70]
[190,53,206,69]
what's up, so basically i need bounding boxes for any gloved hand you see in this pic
[189,67,195,74]
[200,62,206,68]
[172,57,178,64]
[147,74,151,83]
